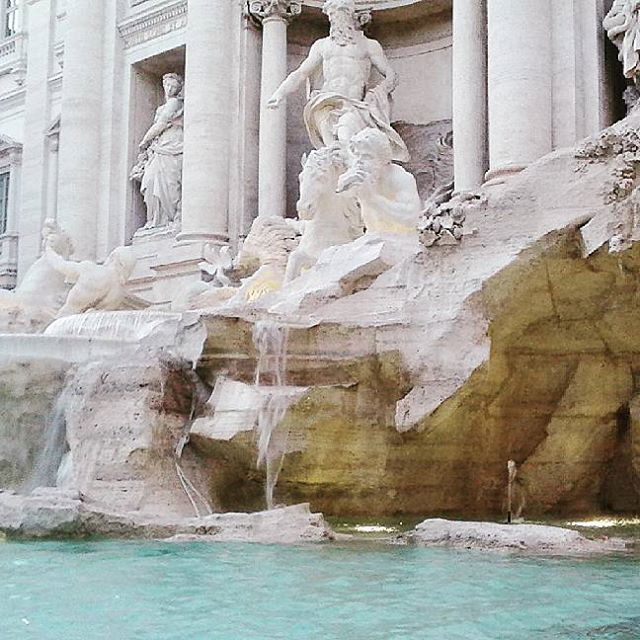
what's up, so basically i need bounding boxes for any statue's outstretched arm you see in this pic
[45,246,82,282]
[368,39,398,94]
[267,41,323,109]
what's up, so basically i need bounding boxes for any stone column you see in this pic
[56,0,104,260]
[46,123,60,224]
[251,0,301,218]
[485,0,552,184]
[452,0,487,193]
[179,0,232,244]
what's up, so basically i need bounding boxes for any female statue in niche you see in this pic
[131,72,184,231]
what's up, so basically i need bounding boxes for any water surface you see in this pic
[0,540,638,639]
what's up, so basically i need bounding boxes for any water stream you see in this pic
[21,388,70,493]
[252,321,291,509]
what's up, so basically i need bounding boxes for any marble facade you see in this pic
[0,0,623,298]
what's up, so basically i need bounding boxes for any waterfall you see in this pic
[21,389,70,493]
[254,321,289,387]
[252,321,291,509]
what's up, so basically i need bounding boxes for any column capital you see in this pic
[248,0,301,24]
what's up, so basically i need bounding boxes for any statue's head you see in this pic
[323,0,356,15]
[297,147,345,217]
[323,0,358,44]
[106,246,137,280]
[350,128,393,167]
[162,73,183,98]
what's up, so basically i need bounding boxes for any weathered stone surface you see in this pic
[0,490,333,543]
[0,359,68,489]
[62,354,211,518]
[191,112,640,519]
[393,120,453,201]
[401,519,627,554]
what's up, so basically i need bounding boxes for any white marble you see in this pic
[179,0,231,243]
[253,1,301,218]
[452,0,487,192]
[131,73,184,231]
[604,0,640,83]
[56,0,105,260]
[268,0,408,161]
[486,0,553,183]
[0,0,627,305]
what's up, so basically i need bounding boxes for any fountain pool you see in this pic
[0,540,638,640]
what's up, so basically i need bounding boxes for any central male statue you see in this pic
[267,0,409,162]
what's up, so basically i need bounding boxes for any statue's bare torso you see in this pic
[317,35,373,100]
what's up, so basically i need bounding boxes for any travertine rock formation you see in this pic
[61,354,211,518]
[0,359,67,489]
[187,110,640,518]
[401,519,627,553]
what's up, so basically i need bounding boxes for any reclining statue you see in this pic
[45,244,147,317]
[0,219,73,330]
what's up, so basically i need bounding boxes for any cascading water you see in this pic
[21,388,70,493]
[252,321,291,509]
[253,321,289,387]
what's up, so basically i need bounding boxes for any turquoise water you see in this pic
[0,540,638,640]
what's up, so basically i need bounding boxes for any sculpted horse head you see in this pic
[237,216,301,272]
[286,146,363,282]
[297,146,362,230]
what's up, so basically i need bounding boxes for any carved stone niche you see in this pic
[127,46,185,243]
[393,119,453,201]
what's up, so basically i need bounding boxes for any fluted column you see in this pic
[452,0,487,193]
[251,0,301,218]
[485,0,552,184]
[56,0,104,260]
[179,0,233,244]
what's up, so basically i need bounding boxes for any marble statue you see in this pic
[337,128,422,234]
[286,147,363,281]
[419,192,469,247]
[267,0,408,162]
[178,216,302,310]
[0,220,74,327]
[44,244,146,317]
[130,73,184,231]
[604,1,640,85]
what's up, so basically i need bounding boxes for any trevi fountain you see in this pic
[0,0,639,638]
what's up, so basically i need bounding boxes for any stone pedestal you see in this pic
[252,1,301,218]
[128,230,212,305]
[56,0,105,260]
[179,0,232,245]
[485,0,552,184]
[452,0,487,193]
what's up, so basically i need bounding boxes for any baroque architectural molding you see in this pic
[118,0,187,49]
[248,0,302,23]
[0,133,22,166]
[0,34,27,86]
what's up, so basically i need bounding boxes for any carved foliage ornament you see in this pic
[248,0,302,22]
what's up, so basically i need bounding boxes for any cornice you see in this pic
[118,0,187,49]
